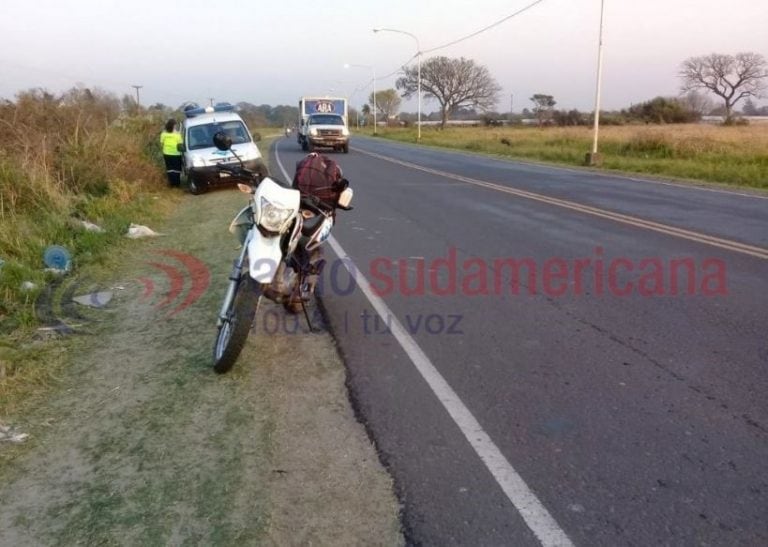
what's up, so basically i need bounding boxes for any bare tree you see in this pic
[680,52,767,123]
[397,56,501,128]
[369,89,401,122]
[530,94,556,126]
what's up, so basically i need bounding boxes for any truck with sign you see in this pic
[297,96,350,154]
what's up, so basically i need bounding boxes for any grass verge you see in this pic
[0,133,402,544]
[359,124,768,189]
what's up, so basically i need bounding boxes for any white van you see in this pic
[180,103,267,194]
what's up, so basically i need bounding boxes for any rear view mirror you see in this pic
[213,131,232,151]
[176,142,185,152]
[251,132,262,142]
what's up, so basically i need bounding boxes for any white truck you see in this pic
[297,96,349,154]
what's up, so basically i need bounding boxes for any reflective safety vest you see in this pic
[160,131,183,156]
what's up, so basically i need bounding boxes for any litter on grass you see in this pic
[126,223,163,239]
[43,245,72,272]
[72,291,113,308]
[81,220,105,233]
[0,424,29,444]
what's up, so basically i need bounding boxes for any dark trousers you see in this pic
[163,154,182,187]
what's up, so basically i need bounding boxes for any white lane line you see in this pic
[355,136,768,200]
[274,140,574,547]
[356,148,768,260]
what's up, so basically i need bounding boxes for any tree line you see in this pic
[6,51,763,130]
[358,51,768,128]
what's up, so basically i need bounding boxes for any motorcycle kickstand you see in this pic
[300,299,315,333]
[297,272,315,333]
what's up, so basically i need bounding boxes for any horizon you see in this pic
[1,0,766,113]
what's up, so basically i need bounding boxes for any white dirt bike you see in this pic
[211,132,353,373]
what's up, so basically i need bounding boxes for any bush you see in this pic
[0,87,166,329]
[624,97,700,124]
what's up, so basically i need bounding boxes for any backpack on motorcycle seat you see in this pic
[293,153,344,205]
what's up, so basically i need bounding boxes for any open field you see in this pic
[359,124,768,189]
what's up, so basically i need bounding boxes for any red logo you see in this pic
[137,249,210,317]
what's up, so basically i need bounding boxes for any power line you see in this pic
[422,0,547,54]
[377,1,547,81]
[381,53,419,79]
[346,53,418,97]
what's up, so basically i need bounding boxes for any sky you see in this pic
[1,0,767,114]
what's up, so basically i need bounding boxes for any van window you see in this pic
[308,114,345,126]
[187,120,252,150]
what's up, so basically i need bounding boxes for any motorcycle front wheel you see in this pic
[212,274,260,374]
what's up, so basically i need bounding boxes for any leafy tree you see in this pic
[530,94,556,126]
[396,56,501,128]
[742,98,759,115]
[270,104,299,127]
[680,52,768,123]
[679,91,714,118]
[624,97,698,124]
[360,103,372,126]
[552,109,587,126]
[235,102,298,127]
[369,89,401,121]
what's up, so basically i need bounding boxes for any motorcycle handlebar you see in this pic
[300,194,353,213]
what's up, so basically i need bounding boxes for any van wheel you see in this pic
[342,143,349,154]
[189,179,204,195]
[254,161,269,183]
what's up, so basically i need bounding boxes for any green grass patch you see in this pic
[0,89,182,421]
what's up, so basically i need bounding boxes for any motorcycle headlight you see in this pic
[309,127,318,136]
[259,197,293,233]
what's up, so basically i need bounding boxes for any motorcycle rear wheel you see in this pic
[212,274,260,373]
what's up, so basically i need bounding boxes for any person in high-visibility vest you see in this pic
[159,118,183,187]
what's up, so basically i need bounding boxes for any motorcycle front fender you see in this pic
[247,231,283,283]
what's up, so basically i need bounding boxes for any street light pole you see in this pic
[417,51,421,141]
[587,0,605,166]
[344,63,377,135]
[131,85,143,112]
[373,27,421,141]
[372,66,377,135]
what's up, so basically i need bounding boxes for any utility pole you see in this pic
[373,27,421,140]
[586,0,605,166]
[131,85,143,112]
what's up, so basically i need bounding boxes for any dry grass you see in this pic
[0,139,402,544]
[365,123,768,188]
[0,87,178,422]
[0,87,172,333]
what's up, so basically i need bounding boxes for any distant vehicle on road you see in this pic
[297,96,349,153]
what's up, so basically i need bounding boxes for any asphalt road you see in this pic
[270,135,768,546]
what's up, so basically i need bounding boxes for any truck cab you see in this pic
[300,113,349,153]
